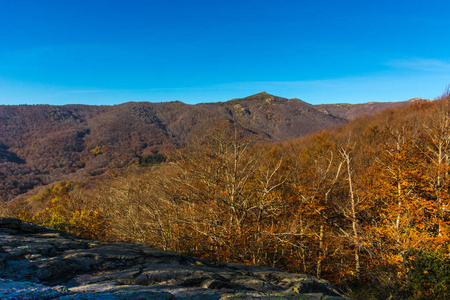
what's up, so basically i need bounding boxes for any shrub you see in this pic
[406,247,450,299]
[138,153,166,166]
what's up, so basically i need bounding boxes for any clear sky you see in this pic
[1,0,449,105]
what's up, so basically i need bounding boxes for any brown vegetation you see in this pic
[0,93,406,202]
[1,92,446,299]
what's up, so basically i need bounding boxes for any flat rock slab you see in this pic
[0,218,353,299]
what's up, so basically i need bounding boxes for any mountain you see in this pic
[0,92,412,202]
[315,98,423,120]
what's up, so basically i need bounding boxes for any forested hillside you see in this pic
[0,92,409,202]
[2,92,449,299]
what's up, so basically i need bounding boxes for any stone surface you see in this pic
[0,218,353,299]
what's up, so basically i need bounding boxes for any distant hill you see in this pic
[315,98,422,120]
[0,92,414,202]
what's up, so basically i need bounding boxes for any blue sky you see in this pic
[0,0,449,105]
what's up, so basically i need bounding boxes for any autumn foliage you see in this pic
[3,93,450,299]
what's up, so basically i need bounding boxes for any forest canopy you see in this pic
[2,92,450,299]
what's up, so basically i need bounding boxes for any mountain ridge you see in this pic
[0,92,417,202]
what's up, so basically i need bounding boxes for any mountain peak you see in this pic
[228,92,284,104]
[243,91,279,100]
[253,91,272,97]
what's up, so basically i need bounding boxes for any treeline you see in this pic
[2,93,450,299]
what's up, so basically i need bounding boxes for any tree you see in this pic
[418,97,450,243]
[289,133,344,278]
[159,119,291,265]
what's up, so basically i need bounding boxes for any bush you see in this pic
[406,247,450,300]
[138,153,166,166]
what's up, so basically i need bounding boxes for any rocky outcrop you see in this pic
[0,217,352,299]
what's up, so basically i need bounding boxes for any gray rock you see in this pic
[201,279,234,289]
[0,218,353,299]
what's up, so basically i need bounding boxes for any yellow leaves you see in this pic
[66,209,106,239]
[51,181,74,194]
[18,209,31,222]
[33,202,106,239]
[90,145,103,156]
[52,184,64,194]
[11,182,108,239]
